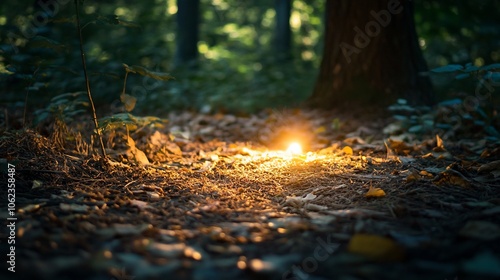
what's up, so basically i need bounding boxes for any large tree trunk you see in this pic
[308,0,433,109]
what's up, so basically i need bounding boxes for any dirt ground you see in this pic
[1,109,500,280]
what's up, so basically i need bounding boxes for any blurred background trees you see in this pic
[0,0,499,116]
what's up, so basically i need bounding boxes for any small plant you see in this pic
[384,63,500,140]
[34,91,88,126]
[431,62,500,83]
[120,63,174,112]
[430,62,499,140]
[383,99,434,138]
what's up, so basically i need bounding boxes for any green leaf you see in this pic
[34,111,50,125]
[480,63,500,71]
[393,115,408,121]
[485,72,500,83]
[98,113,137,131]
[464,65,479,73]
[455,73,470,80]
[431,64,464,73]
[98,113,167,132]
[439,99,462,106]
[123,64,175,81]
[51,92,85,101]
[486,126,500,137]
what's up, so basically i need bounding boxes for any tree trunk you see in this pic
[175,0,199,66]
[274,0,292,61]
[308,0,433,109]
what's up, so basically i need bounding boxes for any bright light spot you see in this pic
[419,38,426,48]
[114,7,129,17]
[287,142,302,155]
[301,50,314,60]
[290,11,302,29]
[474,57,485,66]
[103,250,112,259]
[168,5,177,14]
[237,260,247,269]
[198,42,209,54]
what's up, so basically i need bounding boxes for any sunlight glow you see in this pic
[287,142,302,155]
[290,11,302,29]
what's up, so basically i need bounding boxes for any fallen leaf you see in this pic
[18,203,43,213]
[384,140,398,160]
[342,146,353,156]
[435,134,446,151]
[32,180,43,189]
[365,185,386,198]
[406,170,423,183]
[126,136,150,165]
[433,169,471,187]
[150,131,169,147]
[314,126,326,134]
[120,93,137,112]
[347,233,405,261]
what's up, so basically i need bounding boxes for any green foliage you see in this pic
[384,99,434,137]
[415,0,500,67]
[431,62,500,83]
[0,0,324,116]
[98,113,167,133]
[34,92,89,125]
[123,64,174,81]
[386,62,500,140]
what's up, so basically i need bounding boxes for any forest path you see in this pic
[1,109,499,280]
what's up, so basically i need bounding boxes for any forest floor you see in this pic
[1,108,500,280]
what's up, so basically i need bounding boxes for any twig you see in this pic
[74,0,107,158]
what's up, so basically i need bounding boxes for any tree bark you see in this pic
[175,0,200,66]
[274,0,292,61]
[308,0,433,109]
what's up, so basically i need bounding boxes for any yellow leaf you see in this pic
[365,185,386,197]
[342,146,353,156]
[314,126,326,134]
[405,171,421,183]
[434,134,446,152]
[348,233,405,261]
[433,169,471,188]
[120,93,137,112]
